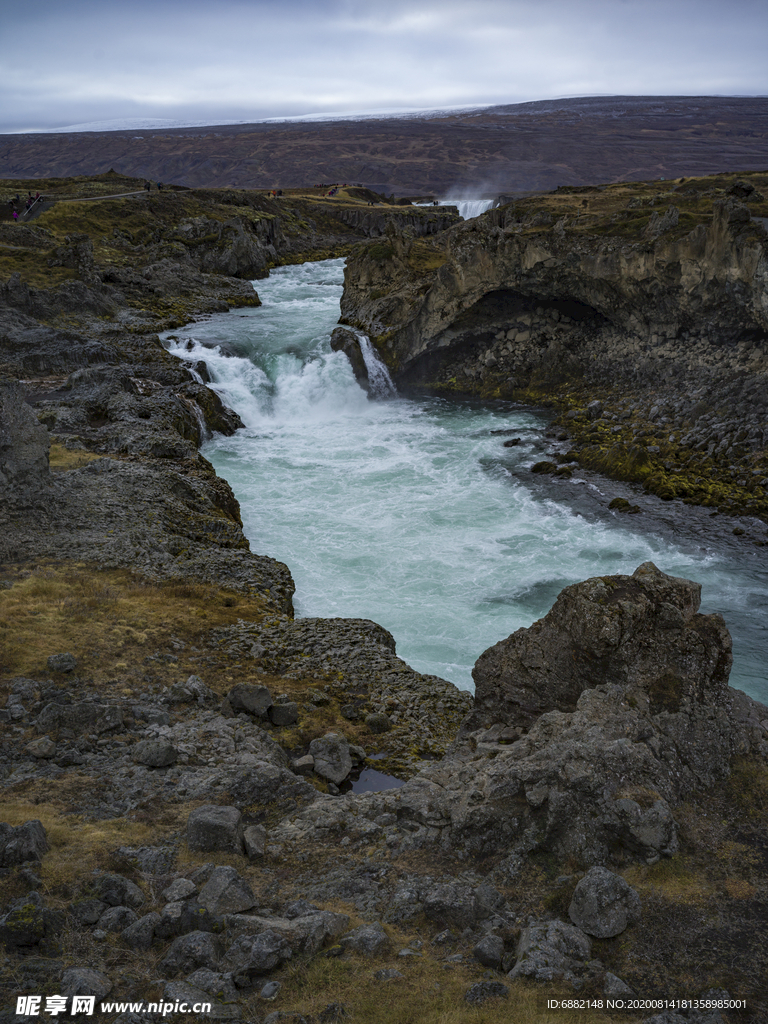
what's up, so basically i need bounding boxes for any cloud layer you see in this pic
[2,0,767,133]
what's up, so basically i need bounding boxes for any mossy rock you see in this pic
[644,472,677,501]
[648,672,685,714]
[608,497,642,513]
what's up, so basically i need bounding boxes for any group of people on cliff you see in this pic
[5,191,44,222]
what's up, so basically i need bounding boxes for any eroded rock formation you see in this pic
[274,564,768,868]
[339,174,768,517]
[341,198,768,388]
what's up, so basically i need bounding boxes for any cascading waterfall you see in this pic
[442,198,495,220]
[357,333,397,398]
[163,258,768,701]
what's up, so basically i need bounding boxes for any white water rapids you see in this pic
[164,259,768,702]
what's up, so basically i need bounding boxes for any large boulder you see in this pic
[0,820,49,866]
[198,866,256,916]
[269,564,768,868]
[568,866,641,938]
[309,733,353,785]
[187,805,244,854]
[467,562,730,732]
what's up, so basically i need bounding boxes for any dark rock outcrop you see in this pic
[0,384,51,504]
[341,198,768,389]
[330,327,368,388]
[465,561,731,734]
[272,564,768,867]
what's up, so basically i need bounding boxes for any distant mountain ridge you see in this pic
[2,96,767,195]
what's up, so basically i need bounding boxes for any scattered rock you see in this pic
[162,980,233,1018]
[198,866,256,916]
[309,733,353,785]
[340,922,390,956]
[122,912,161,952]
[222,930,293,984]
[47,653,76,673]
[169,675,215,705]
[317,1004,347,1022]
[69,899,107,927]
[160,930,223,977]
[292,755,315,775]
[423,882,483,931]
[464,981,509,1005]
[60,967,112,999]
[162,878,198,903]
[186,805,244,854]
[243,824,267,860]
[586,400,603,420]
[131,738,178,767]
[228,683,273,718]
[185,969,238,1003]
[473,933,505,969]
[0,820,49,866]
[508,918,591,985]
[96,873,145,909]
[365,713,392,734]
[568,867,641,938]
[0,893,48,948]
[25,736,56,759]
[604,971,635,996]
[269,702,298,727]
[97,906,139,932]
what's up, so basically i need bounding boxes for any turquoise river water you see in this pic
[165,259,768,703]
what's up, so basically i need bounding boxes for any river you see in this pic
[164,259,768,703]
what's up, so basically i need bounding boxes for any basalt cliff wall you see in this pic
[342,199,768,381]
[340,173,768,519]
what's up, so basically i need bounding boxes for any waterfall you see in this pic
[182,398,209,445]
[442,198,494,220]
[357,334,397,398]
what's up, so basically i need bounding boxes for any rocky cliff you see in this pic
[340,172,768,520]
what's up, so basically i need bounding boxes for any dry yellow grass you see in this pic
[247,954,625,1024]
[0,798,185,904]
[48,441,104,472]
[0,561,270,686]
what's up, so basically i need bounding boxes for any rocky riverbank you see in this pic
[1,173,768,1023]
[339,171,768,526]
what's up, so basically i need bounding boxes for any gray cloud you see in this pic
[2,0,766,133]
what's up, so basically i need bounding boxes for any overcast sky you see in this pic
[2,0,767,133]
